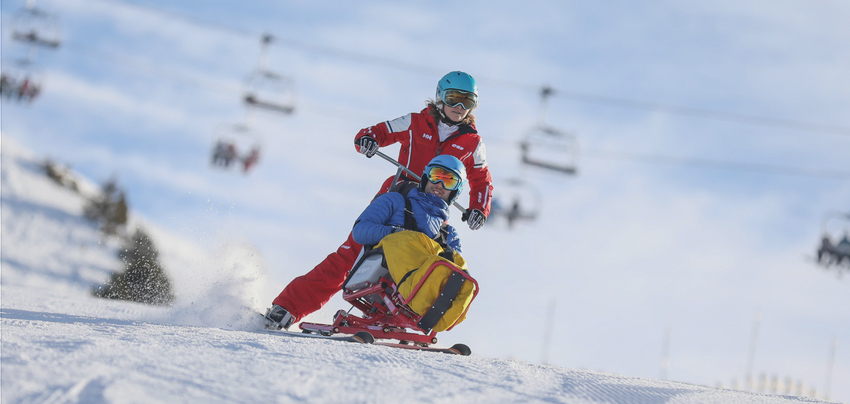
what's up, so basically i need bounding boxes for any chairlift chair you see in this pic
[11,5,62,49]
[242,33,295,115]
[243,69,296,115]
[815,211,850,271]
[520,125,579,175]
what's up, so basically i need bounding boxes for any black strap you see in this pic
[417,270,466,333]
[436,227,452,255]
[388,181,420,231]
[396,268,417,289]
[438,246,454,261]
[403,196,417,231]
[387,180,418,195]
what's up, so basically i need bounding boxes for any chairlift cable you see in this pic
[552,89,850,137]
[582,148,850,180]
[86,0,253,38]
[57,41,243,96]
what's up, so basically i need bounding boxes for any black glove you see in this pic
[462,209,487,231]
[355,136,379,158]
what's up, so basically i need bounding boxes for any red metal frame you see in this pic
[299,259,479,346]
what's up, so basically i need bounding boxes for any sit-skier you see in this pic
[265,155,466,328]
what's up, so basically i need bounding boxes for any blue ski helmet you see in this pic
[420,155,467,204]
[436,71,478,109]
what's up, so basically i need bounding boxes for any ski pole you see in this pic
[373,151,469,215]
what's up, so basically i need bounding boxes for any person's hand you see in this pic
[462,209,487,231]
[356,136,379,158]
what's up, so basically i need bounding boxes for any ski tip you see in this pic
[448,343,471,356]
[352,331,375,344]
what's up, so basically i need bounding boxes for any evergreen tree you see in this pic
[84,177,128,235]
[93,227,175,306]
[41,159,79,193]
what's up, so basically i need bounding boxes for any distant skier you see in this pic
[211,141,239,168]
[0,73,12,98]
[265,71,493,329]
[242,146,260,173]
[18,77,30,101]
[817,235,836,265]
[836,235,850,267]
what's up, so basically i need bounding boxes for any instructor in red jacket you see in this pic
[266,71,494,329]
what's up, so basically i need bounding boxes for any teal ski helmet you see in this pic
[436,71,478,110]
[420,155,467,205]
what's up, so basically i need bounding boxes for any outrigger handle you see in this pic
[373,151,469,215]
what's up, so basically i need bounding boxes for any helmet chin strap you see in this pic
[442,116,461,126]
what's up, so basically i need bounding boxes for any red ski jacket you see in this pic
[354,107,493,217]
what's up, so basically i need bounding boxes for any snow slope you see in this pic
[0,137,841,403]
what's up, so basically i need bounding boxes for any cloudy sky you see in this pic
[2,0,849,400]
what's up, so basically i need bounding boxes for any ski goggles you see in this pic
[424,165,462,191]
[441,89,478,110]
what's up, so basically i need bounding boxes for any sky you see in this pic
[0,135,841,404]
[2,0,849,401]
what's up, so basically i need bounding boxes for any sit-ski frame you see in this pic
[299,259,479,345]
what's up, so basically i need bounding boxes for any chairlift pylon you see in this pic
[242,33,296,115]
[519,86,579,175]
[210,123,263,174]
[489,177,542,228]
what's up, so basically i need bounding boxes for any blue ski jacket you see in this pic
[352,188,462,253]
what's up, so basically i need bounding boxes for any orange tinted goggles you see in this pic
[425,166,462,190]
[442,89,478,110]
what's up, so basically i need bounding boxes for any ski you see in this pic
[262,327,375,344]
[373,341,472,356]
[260,313,374,344]
[264,314,469,353]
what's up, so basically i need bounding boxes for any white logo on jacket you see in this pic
[422,133,432,140]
